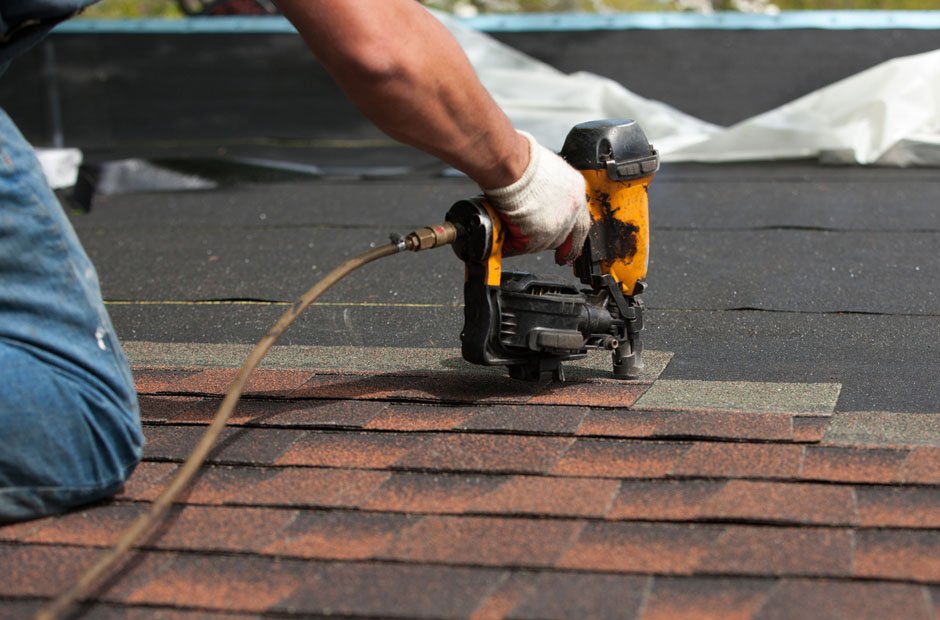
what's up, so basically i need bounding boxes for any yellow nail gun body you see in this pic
[446,120,658,381]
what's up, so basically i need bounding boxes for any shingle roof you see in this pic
[3,354,937,618]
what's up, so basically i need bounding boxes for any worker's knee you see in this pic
[0,344,143,524]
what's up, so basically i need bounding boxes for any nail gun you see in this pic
[445,119,658,382]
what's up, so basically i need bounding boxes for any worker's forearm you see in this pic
[274,0,528,188]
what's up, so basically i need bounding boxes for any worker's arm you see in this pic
[275,0,589,263]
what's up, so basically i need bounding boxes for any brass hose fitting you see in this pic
[404,222,458,251]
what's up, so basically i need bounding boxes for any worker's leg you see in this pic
[0,108,143,523]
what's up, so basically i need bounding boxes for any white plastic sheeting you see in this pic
[35,148,82,189]
[439,12,940,166]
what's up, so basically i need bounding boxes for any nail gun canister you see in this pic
[562,120,659,297]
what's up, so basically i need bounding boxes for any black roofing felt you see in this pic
[69,160,940,415]
[77,172,938,315]
[5,28,938,415]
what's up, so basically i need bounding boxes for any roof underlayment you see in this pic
[436,12,940,166]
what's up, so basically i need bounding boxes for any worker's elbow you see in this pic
[327,40,415,88]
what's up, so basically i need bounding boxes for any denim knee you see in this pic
[0,343,143,524]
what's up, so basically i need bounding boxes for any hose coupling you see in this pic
[404,222,458,251]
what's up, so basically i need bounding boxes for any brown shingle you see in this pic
[382,515,584,567]
[177,465,390,508]
[262,511,412,560]
[232,467,390,508]
[143,425,303,465]
[21,504,143,547]
[362,471,505,513]
[0,545,152,598]
[527,381,648,407]
[458,405,587,434]
[277,562,504,618]
[467,476,621,518]
[697,526,854,577]
[395,433,574,474]
[673,443,804,479]
[855,486,940,528]
[364,405,473,431]
[753,579,933,620]
[791,415,831,442]
[508,572,651,620]
[580,409,798,442]
[854,530,940,582]
[802,446,909,483]
[121,553,302,611]
[118,461,179,502]
[275,431,415,468]
[700,480,859,526]
[608,480,723,521]
[901,447,940,484]
[551,439,687,478]
[172,368,314,397]
[133,368,202,394]
[470,573,537,620]
[154,506,298,552]
[558,522,714,573]
[641,577,773,620]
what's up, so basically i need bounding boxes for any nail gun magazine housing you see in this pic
[445,118,657,382]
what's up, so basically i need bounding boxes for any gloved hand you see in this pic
[483,131,591,265]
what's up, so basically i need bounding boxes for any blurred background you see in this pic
[82,0,940,20]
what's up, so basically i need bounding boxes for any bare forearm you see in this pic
[274,0,528,188]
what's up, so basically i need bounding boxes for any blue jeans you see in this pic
[0,108,143,523]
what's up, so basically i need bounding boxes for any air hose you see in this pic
[36,222,459,620]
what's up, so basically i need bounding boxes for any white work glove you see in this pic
[483,131,591,265]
